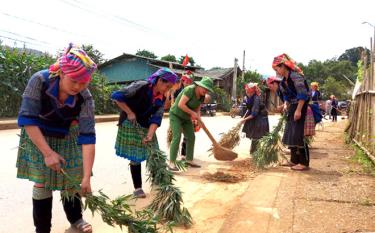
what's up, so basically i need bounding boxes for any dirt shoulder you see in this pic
[169,120,375,233]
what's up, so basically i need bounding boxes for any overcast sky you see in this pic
[1,0,375,75]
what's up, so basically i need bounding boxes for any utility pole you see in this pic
[242,50,245,80]
[232,58,238,101]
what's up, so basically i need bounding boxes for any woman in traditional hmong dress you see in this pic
[310,82,321,106]
[272,53,311,171]
[240,83,270,154]
[331,95,338,122]
[111,68,177,198]
[16,44,97,233]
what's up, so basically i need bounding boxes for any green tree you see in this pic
[338,47,370,67]
[135,49,157,59]
[178,55,195,66]
[89,72,119,114]
[301,58,356,100]
[82,44,105,65]
[321,76,350,100]
[160,54,177,62]
[236,69,262,97]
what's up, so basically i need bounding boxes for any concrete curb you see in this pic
[0,112,230,130]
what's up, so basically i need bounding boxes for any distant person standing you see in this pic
[310,82,321,105]
[326,97,332,119]
[331,95,338,122]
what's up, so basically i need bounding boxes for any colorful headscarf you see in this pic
[49,43,97,83]
[266,76,282,87]
[272,53,303,75]
[147,68,178,85]
[181,74,193,85]
[245,82,260,96]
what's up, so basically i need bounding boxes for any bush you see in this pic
[0,44,54,117]
[212,86,231,112]
[0,43,119,117]
[89,72,120,115]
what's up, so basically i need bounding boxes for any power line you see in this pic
[0,34,46,48]
[0,29,51,46]
[59,0,152,32]
[0,12,92,39]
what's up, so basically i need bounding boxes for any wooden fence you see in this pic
[346,50,375,162]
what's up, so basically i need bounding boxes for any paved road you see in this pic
[0,115,280,233]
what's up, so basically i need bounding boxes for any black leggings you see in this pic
[130,163,142,189]
[290,141,310,167]
[33,193,82,233]
[180,137,187,156]
[250,139,259,154]
[331,108,337,122]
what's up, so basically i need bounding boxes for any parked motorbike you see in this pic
[200,103,217,116]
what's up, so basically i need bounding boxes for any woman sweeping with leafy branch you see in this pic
[111,68,178,198]
[240,82,270,155]
[272,53,311,171]
[16,44,97,233]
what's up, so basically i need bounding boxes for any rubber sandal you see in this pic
[280,162,296,167]
[291,165,309,171]
[168,164,179,172]
[186,161,201,168]
[133,188,146,198]
[72,219,92,233]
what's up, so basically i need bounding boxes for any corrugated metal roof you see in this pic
[99,52,202,71]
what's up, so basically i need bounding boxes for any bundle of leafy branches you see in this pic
[59,122,193,232]
[145,135,193,227]
[252,114,286,168]
[61,170,159,233]
[209,122,242,152]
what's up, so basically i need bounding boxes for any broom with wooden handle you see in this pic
[198,119,238,161]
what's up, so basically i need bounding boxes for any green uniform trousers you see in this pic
[169,113,195,162]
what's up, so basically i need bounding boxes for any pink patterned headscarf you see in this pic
[49,43,97,83]
[272,53,303,76]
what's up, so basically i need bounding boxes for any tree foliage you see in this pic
[321,76,349,100]
[135,49,157,59]
[236,69,262,97]
[160,54,177,62]
[82,44,106,65]
[0,43,55,117]
[301,57,357,100]
[338,46,370,66]
[0,42,118,117]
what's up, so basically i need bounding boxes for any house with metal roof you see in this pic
[98,53,204,84]
[196,67,242,96]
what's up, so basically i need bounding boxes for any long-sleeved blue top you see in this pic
[279,71,310,104]
[18,70,96,144]
[111,81,165,128]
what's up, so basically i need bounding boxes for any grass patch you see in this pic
[350,146,375,176]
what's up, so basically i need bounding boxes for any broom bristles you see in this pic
[211,122,242,151]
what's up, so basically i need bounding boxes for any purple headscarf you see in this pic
[147,68,178,85]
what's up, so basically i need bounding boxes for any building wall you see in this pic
[100,58,156,83]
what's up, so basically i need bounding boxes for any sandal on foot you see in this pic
[167,164,179,172]
[291,164,309,171]
[133,188,146,198]
[186,161,201,168]
[72,219,92,233]
[280,161,296,167]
